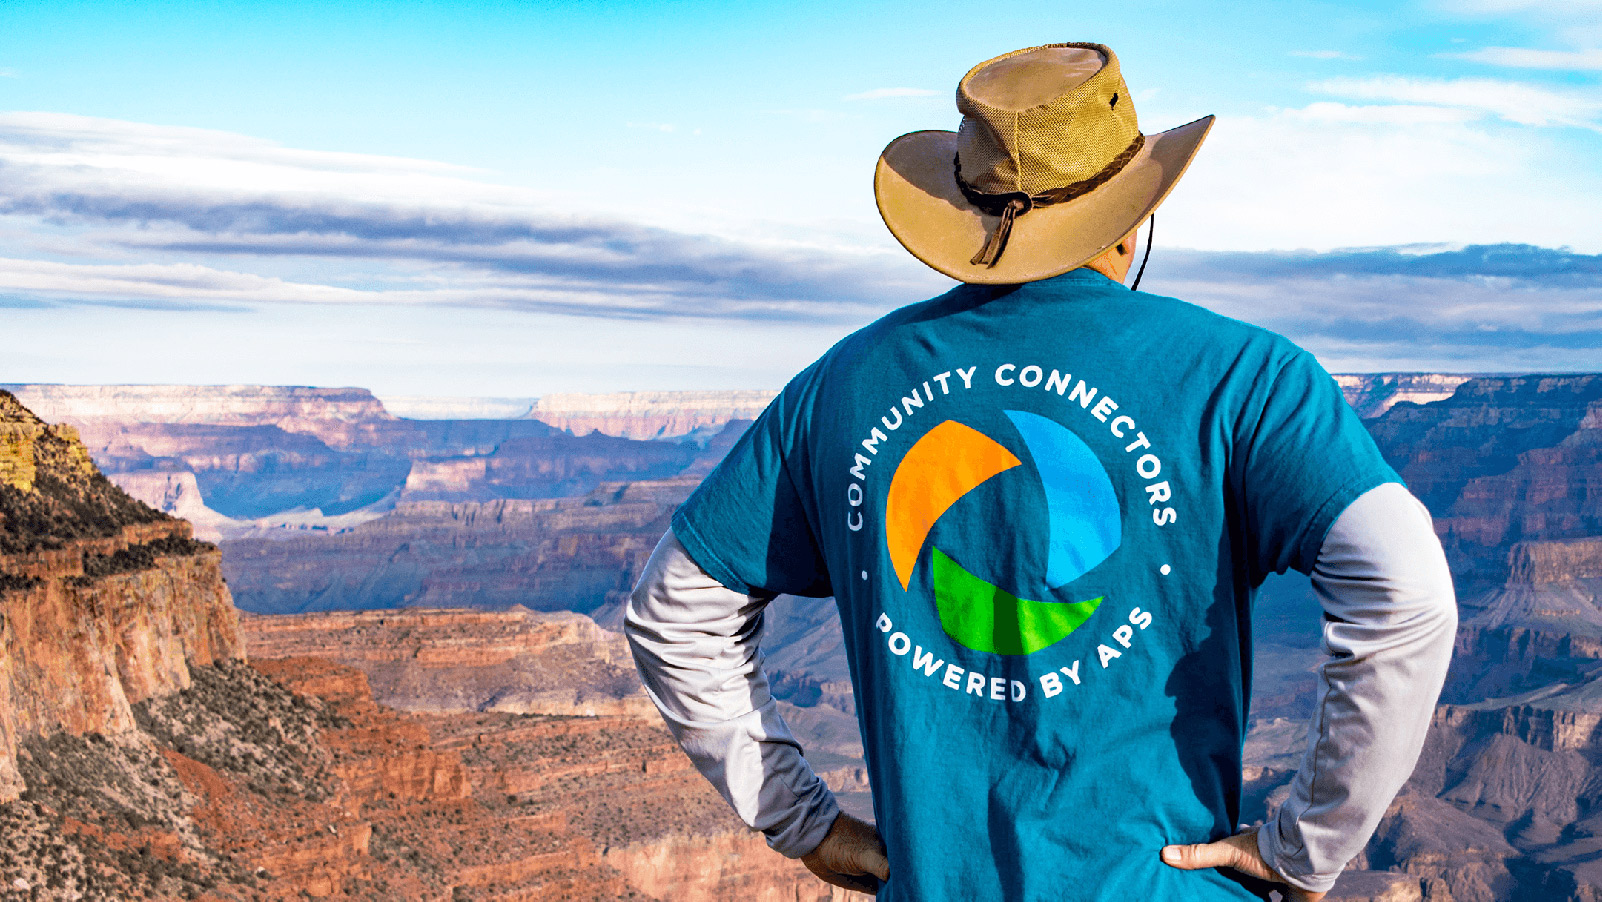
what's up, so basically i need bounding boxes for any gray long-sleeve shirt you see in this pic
[625,481,1456,892]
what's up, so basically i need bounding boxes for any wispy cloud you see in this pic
[0,113,941,320]
[1311,75,1602,129]
[1146,244,1602,371]
[1290,50,1359,60]
[843,87,941,101]
[4,111,1601,374]
[1445,46,1602,70]
[0,69,16,78]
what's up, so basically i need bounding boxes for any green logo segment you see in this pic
[932,548,1102,655]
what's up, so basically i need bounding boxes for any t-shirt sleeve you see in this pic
[671,375,832,599]
[1238,349,1401,581]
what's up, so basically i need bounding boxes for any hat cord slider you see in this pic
[953,132,1146,268]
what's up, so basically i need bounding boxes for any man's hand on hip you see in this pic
[1162,830,1327,901]
[801,812,890,895]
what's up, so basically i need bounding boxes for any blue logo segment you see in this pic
[1004,409,1122,588]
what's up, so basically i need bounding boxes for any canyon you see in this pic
[2,385,703,541]
[0,390,866,900]
[6,375,1602,900]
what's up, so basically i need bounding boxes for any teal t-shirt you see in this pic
[673,269,1399,902]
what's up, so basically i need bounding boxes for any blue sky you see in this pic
[1,0,1599,398]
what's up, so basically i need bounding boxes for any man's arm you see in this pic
[1165,482,1457,896]
[623,529,844,856]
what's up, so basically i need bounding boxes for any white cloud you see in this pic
[0,257,377,305]
[1288,101,1479,124]
[0,69,16,78]
[1446,46,1602,70]
[842,87,941,101]
[1311,75,1602,129]
[1154,97,1602,252]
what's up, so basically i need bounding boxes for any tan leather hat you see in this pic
[874,42,1214,285]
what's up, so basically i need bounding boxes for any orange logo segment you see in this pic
[885,420,1022,589]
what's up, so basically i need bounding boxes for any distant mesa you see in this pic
[2,383,397,449]
[376,394,538,420]
[1334,373,1474,418]
[526,389,777,440]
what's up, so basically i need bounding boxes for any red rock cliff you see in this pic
[0,391,244,802]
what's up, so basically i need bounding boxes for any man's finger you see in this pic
[1161,840,1243,871]
[825,870,880,895]
[855,845,891,882]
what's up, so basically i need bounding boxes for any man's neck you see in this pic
[1081,258,1128,283]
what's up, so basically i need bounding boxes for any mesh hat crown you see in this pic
[873,41,1212,284]
[956,43,1141,196]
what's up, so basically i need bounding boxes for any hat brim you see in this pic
[874,115,1214,285]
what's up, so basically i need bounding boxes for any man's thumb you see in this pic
[1161,841,1239,871]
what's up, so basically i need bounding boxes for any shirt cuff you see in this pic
[765,778,842,858]
[1257,820,1341,894]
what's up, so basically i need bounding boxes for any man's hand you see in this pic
[1162,830,1327,901]
[801,812,890,895]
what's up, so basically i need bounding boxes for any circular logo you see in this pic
[884,410,1121,655]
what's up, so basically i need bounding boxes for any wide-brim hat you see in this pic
[875,42,1214,285]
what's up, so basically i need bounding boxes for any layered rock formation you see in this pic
[0,653,865,900]
[220,483,686,616]
[3,384,398,450]
[5,384,700,537]
[420,702,859,901]
[1365,374,1602,605]
[238,603,874,821]
[1472,537,1602,637]
[0,391,243,803]
[1309,627,1602,901]
[528,390,776,440]
[214,417,747,618]
[240,607,652,717]
[0,389,861,899]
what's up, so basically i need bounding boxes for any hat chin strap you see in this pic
[953,133,1145,269]
[1130,214,1154,292]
